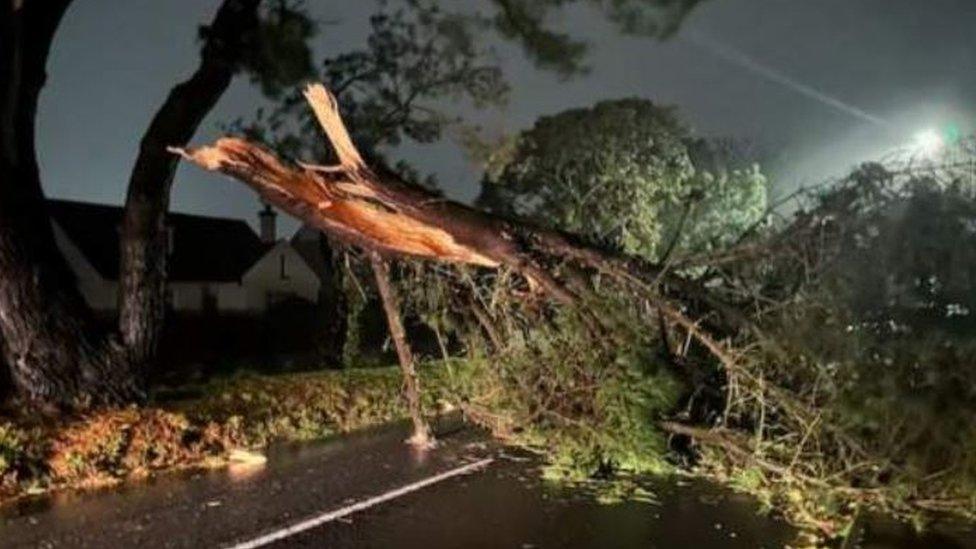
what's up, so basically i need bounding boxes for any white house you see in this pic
[49,200,321,314]
[241,239,320,309]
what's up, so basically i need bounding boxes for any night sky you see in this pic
[37,0,976,236]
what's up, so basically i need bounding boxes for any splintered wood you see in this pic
[170,84,497,268]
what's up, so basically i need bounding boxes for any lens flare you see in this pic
[913,129,944,158]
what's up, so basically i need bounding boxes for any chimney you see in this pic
[259,204,277,243]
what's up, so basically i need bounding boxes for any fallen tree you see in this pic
[172,85,742,314]
[177,86,572,301]
[173,83,733,444]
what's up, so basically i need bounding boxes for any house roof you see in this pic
[49,199,269,282]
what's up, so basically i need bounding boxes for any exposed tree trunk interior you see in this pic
[369,252,434,448]
[172,85,619,305]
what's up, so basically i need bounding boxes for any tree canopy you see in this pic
[476,99,767,261]
[239,0,711,176]
[489,0,708,76]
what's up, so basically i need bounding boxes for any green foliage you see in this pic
[0,422,48,499]
[0,423,27,479]
[488,0,709,76]
[773,171,976,497]
[519,309,682,480]
[198,0,316,100]
[238,0,710,173]
[703,152,976,540]
[240,0,317,98]
[0,366,459,504]
[179,367,443,444]
[664,138,768,256]
[396,263,684,481]
[477,100,767,261]
[829,175,976,337]
[240,0,508,164]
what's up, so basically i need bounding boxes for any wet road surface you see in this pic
[0,418,491,548]
[1,417,973,548]
[278,452,796,548]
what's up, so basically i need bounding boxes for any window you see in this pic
[279,254,289,280]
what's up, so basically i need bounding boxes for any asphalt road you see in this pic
[0,418,493,548]
[1,417,973,548]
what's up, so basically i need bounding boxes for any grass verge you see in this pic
[0,365,455,506]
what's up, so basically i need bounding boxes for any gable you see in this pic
[243,241,321,286]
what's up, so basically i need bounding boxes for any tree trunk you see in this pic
[172,85,670,307]
[174,86,589,299]
[369,252,434,447]
[118,0,261,374]
[0,1,141,407]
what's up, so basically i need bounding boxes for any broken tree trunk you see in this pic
[369,252,434,448]
[170,84,630,305]
[171,85,744,327]
[171,83,742,424]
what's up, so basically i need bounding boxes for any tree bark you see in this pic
[0,1,141,406]
[369,252,434,447]
[118,0,261,374]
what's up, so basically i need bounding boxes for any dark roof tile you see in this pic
[48,199,267,282]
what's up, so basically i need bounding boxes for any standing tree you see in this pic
[476,99,767,262]
[119,0,314,373]
[0,1,141,405]
[0,0,315,406]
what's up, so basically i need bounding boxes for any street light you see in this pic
[913,129,944,158]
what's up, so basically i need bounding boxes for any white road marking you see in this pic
[225,457,494,549]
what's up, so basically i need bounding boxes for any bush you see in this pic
[695,158,976,542]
